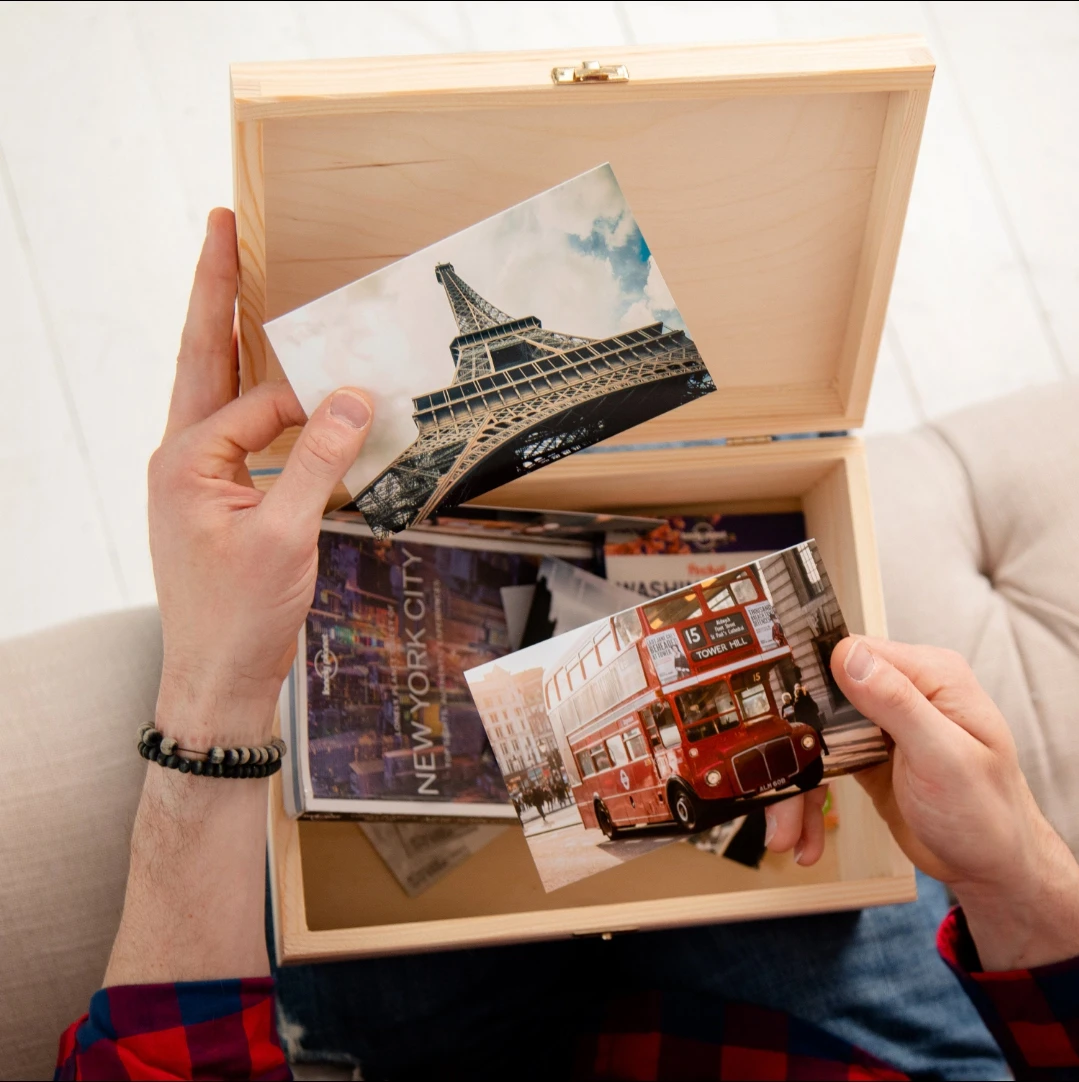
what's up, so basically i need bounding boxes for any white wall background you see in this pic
[1,1,1075,640]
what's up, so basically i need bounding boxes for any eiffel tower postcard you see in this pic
[266,164,716,536]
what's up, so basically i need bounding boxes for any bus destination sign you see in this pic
[680,612,753,662]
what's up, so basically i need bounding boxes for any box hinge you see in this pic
[551,60,630,85]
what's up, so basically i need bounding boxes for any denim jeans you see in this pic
[271,871,1007,1080]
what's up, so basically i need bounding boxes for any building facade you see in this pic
[469,664,561,798]
[758,541,851,723]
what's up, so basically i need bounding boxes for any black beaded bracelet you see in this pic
[136,725,287,779]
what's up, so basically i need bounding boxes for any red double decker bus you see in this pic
[544,565,823,837]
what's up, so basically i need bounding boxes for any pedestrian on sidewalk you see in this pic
[794,682,829,754]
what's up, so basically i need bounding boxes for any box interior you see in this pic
[240,42,929,954]
[248,79,912,441]
[295,443,894,934]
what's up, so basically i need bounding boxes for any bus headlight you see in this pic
[688,748,699,758]
[704,769,722,787]
[801,734,816,750]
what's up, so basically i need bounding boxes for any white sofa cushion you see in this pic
[868,382,1079,854]
[0,608,161,1080]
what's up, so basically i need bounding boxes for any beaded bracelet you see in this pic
[137,724,287,779]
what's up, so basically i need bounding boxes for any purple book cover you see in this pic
[283,521,576,819]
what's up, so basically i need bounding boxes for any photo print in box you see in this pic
[465,541,889,892]
[265,164,715,536]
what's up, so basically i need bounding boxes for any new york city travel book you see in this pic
[464,541,889,891]
[264,163,715,536]
[280,518,592,821]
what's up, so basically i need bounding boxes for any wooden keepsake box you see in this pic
[231,36,933,964]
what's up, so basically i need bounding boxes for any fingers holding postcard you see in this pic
[464,541,888,892]
[265,164,714,536]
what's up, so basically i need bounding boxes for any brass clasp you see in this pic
[551,60,630,85]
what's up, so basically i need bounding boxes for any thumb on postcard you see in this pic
[830,638,947,755]
[262,389,373,533]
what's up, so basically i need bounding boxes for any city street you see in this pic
[520,716,887,891]
[527,813,686,891]
[521,803,580,836]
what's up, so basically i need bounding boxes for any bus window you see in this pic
[643,590,703,631]
[560,696,579,730]
[544,682,553,710]
[576,750,597,777]
[642,707,661,746]
[613,609,643,649]
[701,579,734,612]
[730,572,758,604]
[738,684,771,719]
[555,671,566,700]
[659,722,682,748]
[624,728,649,760]
[640,699,680,748]
[605,734,629,767]
[581,649,600,679]
[592,745,612,772]
[596,629,618,666]
[675,681,741,730]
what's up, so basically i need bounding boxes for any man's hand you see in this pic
[149,207,373,748]
[105,208,373,987]
[767,636,1079,972]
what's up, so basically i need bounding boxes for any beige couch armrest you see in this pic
[0,608,161,1082]
[868,382,1079,857]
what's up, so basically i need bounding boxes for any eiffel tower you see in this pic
[355,263,714,535]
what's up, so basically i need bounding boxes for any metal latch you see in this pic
[725,435,773,447]
[551,60,630,85]
[571,928,638,940]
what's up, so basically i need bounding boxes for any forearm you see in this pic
[104,687,276,986]
[954,811,1079,973]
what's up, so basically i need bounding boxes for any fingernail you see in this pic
[793,842,805,865]
[330,391,372,430]
[844,641,875,683]
[764,808,776,847]
[206,211,214,236]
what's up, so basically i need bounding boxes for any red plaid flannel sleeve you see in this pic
[572,989,908,1081]
[939,907,1079,1080]
[54,979,291,1080]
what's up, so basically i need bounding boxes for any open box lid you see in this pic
[232,37,933,443]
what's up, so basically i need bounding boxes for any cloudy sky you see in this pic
[265,163,690,499]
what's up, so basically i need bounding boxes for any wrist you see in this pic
[155,667,280,748]
[953,817,1079,971]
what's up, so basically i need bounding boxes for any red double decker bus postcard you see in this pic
[464,540,888,892]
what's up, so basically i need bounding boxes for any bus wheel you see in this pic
[595,800,620,840]
[670,784,702,832]
[795,756,825,792]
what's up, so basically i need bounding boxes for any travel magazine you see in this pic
[280,518,591,821]
[604,512,807,599]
